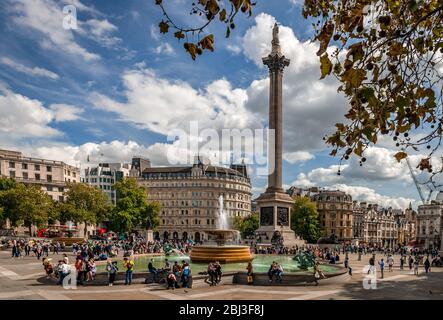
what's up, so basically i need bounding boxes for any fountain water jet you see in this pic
[190,194,253,263]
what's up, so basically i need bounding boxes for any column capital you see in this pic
[262,54,290,73]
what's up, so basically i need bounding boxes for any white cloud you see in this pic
[80,18,121,47]
[226,44,242,55]
[49,104,84,122]
[154,43,175,56]
[283,151,314,164]
[0,88,60,139]
[0,57,59,80]
[292,146,412,186]
[10,0,100,61]
[241,13,348,153]
[150,24,160,41]
[90,68,256,136]
[329,184,415,209]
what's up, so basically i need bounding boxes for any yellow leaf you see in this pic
[159,21,169,34]
[199,34,215,52]
[174,31,185,40]
[184,43,198,60]
[394,152,407,162]
[219,9,226,21]
[320,53,332,79]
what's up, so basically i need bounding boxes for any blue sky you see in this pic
[0,0,428,208]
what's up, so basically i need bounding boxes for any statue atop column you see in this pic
[271,23,281,55]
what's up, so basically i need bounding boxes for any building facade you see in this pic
[416,192,443,250]
[352,201,365,242]
[137,161,252,242]
[83,163,131,204]
[311,190,354,242]
[0,149,80,201]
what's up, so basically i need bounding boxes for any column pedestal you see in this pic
[255,190,305,247]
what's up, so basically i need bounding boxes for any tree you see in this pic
[155,0,443,186]
[233,213,259,238]
[62,183,111,237]
[0,177,17,227]
[291,196,321,243]
[108,178,160,234]
[0,183,53,236]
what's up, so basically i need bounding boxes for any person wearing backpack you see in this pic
[106,260,118,286]
[378,258,385,279]
[181,262,191,288]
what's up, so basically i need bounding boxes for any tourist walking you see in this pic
[424,258,431,274]
[413,258,419,276]
[106,260,118,286]
[123,257,134,285]
[387,255,394,272]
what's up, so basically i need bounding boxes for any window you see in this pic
[47,186,53,192]
[9,162,15,168]
[73,172,76,178]
[58,187,64,192]
[35,165,40,171]
[23,172,28,179]
[22,163,28,170]
[47,175,52,182]
[35,173,40,180]
[46,166,52,172]
[58,196,64,202]
[9,171,15,178]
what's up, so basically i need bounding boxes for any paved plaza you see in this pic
[0,250,442,300]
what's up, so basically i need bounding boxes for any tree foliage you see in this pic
[108,178,160,234]
[154,0,256,60]
[233,213,259,238]
[62,182,111,237]
[0,183,54,235]
[291,196,321,243]
[155,0,443,186]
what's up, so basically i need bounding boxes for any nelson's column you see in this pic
[256,23,304,246]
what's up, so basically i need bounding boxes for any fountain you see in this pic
[190,195,253,263]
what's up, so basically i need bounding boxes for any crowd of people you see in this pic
[2,235,442,290]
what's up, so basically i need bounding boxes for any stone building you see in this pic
[360,203,399,248]
[352,201,365,242]
[395,204,417,246]
[416,192,443,250]
[311,190,354,242]
[0,149,83,236]
[0,149,80,201]
[83,163,131,204]
[136,160,252,242]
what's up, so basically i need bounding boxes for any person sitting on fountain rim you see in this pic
[148,258,158,282]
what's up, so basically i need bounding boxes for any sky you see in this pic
[0,0,436,209]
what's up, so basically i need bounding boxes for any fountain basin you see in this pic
[190,245,253,263]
